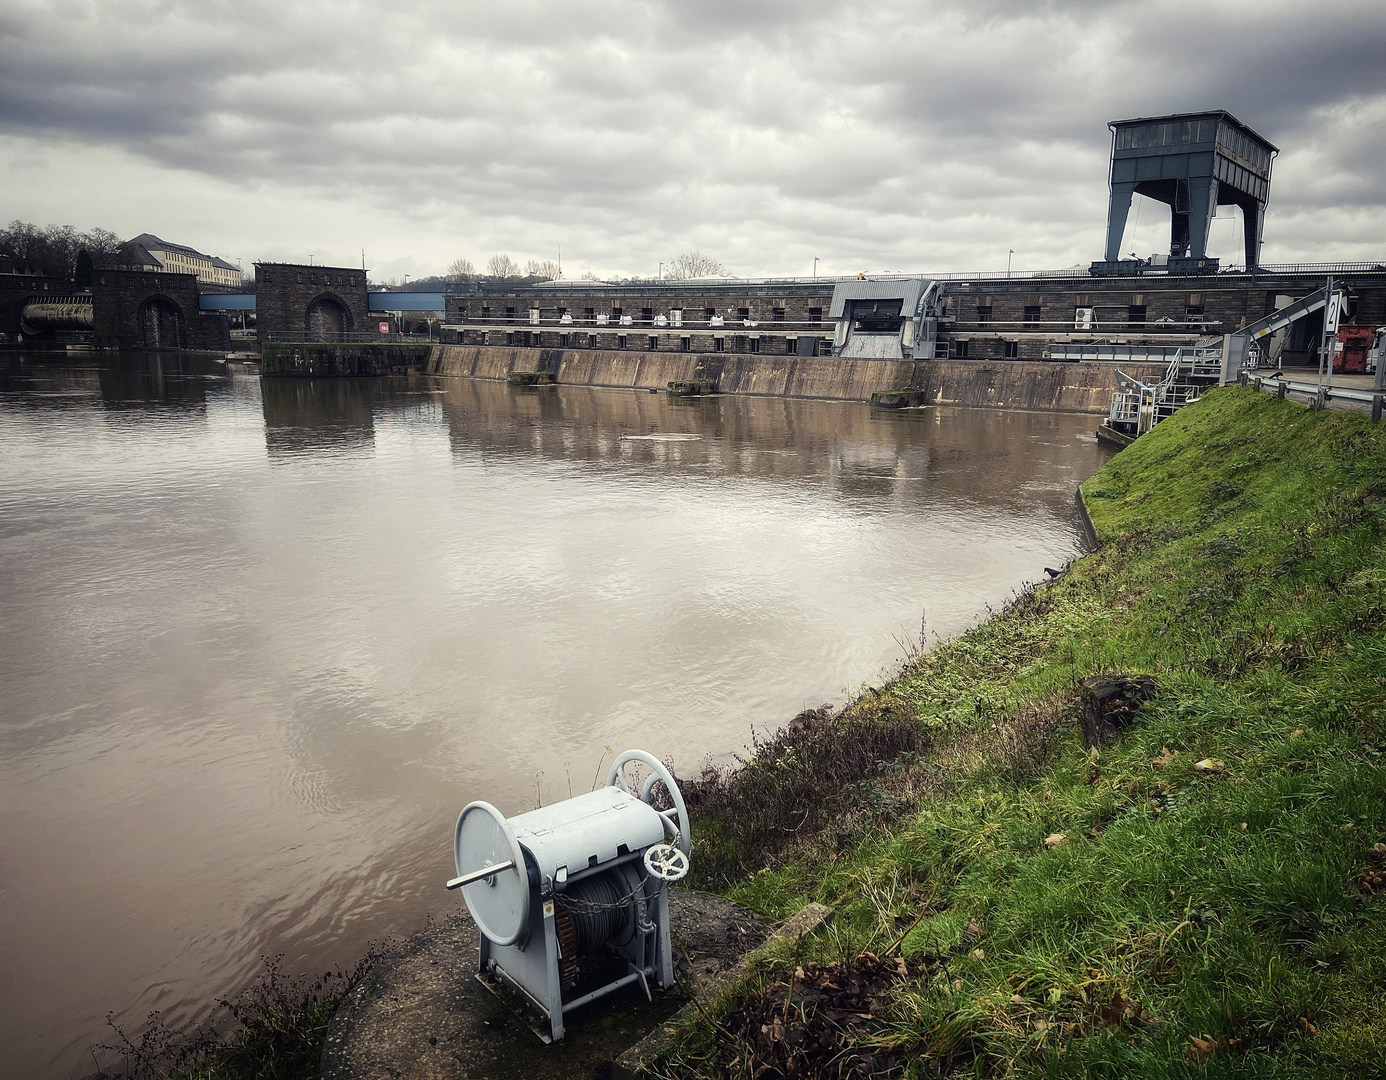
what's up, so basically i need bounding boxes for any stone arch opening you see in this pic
[138,295,185,349]
[305,293,353,341]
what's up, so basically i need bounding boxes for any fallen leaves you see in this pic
[1185,1033,1242,1064]
[1150,747,1179,769]
[1044,833,1068,849]
[1193,758,1225,773]
[721,951,924,1076]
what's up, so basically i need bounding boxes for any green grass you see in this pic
[660,387,1386,1078]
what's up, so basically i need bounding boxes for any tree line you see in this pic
[446,250,727,284]
[0,220,125,279]
[1,220,731,288]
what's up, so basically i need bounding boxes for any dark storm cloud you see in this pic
[2,0,1385,275]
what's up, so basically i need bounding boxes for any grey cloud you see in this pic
[2,0,1384,276]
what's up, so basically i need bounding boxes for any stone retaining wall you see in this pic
[426,345,1169,414]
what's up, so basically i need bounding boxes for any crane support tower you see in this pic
[1093,110,1277,277]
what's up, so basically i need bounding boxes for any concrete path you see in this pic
[320,890,774,1080]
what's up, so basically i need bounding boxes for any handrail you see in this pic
[259,331,435,343]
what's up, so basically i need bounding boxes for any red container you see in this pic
[1335,325,1375,374]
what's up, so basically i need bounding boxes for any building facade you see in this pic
[439,268,1386,369]
[122,233,243,288]
[254,262,371,343]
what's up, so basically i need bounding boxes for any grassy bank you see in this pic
[666,387,1386,1078]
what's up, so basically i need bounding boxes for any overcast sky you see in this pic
[3,0,1385,281]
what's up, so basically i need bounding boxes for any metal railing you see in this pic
[260,331,436,343]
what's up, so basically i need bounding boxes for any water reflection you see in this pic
[261,378,377,455]
[0,354,1109,1079]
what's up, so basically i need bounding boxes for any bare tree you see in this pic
[1,220,128,277]
[580,270,605,281]
[665,251,727,279]
[524,258,561,280]
[485,253,520,280]
[446,257,475,283]
[80,227,125,267]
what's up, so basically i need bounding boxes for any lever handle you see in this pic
[446,859,516,890]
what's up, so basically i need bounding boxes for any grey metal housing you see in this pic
[1100,110,1277,272]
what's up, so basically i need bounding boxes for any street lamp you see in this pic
[813,256,820,280]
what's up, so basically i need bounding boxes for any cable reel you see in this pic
[448,747,692,1042]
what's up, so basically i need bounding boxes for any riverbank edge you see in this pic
[650,385,1386,1077]
[425,344,1168,415]
[95,386,1386,1079]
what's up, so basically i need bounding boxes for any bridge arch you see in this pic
[138,294,186,349]
[305,292,354,341]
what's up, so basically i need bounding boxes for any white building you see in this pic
[123,233,243,288]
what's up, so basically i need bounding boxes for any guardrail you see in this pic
[1245,371,1384,419]
[259,331,436,343]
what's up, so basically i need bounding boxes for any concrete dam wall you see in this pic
[425,345,1169,414]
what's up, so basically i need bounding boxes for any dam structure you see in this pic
[4,109,1384,414]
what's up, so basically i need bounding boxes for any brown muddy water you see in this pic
[0,352,1111,1077]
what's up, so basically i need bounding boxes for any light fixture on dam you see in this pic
[447,749,690,1042]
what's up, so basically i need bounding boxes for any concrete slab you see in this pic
[320,890,769,1080]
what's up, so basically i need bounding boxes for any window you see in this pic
[953,339,969,358]
[737,307,750,320]
[481,306,491,321]
[611,307,622,319]
[714,337,724,352]
[648,336,659,350]
[559,334,569,347]
[618,335,627,349]
[808,307,822,325]
[975,307,992,324]
[704,307,716,320]
[749,337,760,353]
[455,306,467,321]
[505,306,516,322]
[506,332,515,345]
[641,307,653,324]
[680,336,691,352]
[772,307,785,321]
[557,307,567,318]
[786,338,797,354]
[583,307,595,323]
[1003,341,1019,359]
[297,274,302,284]
[1023,305,1041,327]
[1128,305,1147,325]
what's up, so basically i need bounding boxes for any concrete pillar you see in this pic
[1104,183,1137,262]
[1243,200,1266,268]
[1187,178,1219,260]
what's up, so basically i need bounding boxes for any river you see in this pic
[0,352,1109,1076]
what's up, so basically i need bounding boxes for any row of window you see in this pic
[969,303,1204,325]
[260,271,362,288]
[493,331,825,354]
[460,305,823,324]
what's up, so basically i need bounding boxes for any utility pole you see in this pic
[813,256,819,280]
